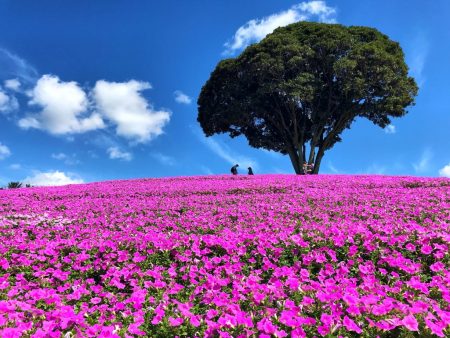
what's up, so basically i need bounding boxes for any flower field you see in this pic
[0,175,449,337]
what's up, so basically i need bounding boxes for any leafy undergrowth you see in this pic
[0,175,449,337]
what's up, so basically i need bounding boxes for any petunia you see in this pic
[430,262,444,272]
[401,314,419,331]
[168,317,184,327]
[343,316,362,333]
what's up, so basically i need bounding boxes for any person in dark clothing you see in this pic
[248,167,254,175]
[231,164,239,175]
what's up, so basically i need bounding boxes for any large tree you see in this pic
[197,22,418,174]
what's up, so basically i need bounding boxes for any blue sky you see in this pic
[0,0,449,186]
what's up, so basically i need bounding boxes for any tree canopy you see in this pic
[197,22,418,174]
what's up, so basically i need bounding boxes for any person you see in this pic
[231,164,239,175]
[303,162,314,175]
[248,167,254,175]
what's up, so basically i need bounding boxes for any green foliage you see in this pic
[198,22,418,174]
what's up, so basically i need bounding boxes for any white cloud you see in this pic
[151,153,175,166]
[295,1,336,20]
[413,149,432,174]
[0,51,169,144]
[93,80,171,143]
[224,1,337,54]
[18,75,105,134]
[0,91,9,110]
[438,164,450,178]
[4,79,20,91]
[51,153,67,160]
[23,171,83,187]
[0,90,19,114]
[384,125,396,134]
[18,116,40,129]
[174,90,192,105]
[0,50,169,143]
[51,152,79,165]
[202,137,258,171]
[0,142,11,160]
[107,147,132,161]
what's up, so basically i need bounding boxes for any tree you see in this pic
[198,22,418,174]
[7,182,22,189]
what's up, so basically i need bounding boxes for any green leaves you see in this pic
[198,21,418,174]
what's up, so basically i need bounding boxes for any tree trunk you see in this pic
[302,144,306,163]
[288,147,305,175]
[308,142,316,165]
[287,148,303,175]
[313,146,325,174]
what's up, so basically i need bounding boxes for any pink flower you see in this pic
[402,315,419,331]
[190,315,201,327]
[128,323,146,335]
[280,310,299,327]
[151,315,163,325]
[257,318,277,334]
[421,244,433,255]
[405,243,416,251]
[168,317,183,327]
[430,262,444,272]
[343,316,362,333]
[317,325,330,336]
[320,313,333,326]
[206,309,218,319]
[425,318,445,337]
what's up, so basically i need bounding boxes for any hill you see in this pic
[0,175,449,337]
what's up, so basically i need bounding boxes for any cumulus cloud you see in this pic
[0,142,11,160]
[438,164,450,178]
[0,91,9,110]
[174,90,192,105]
[384,125,396,134]
[0,90,19,114]
[224,1,337,54]
[18,75,105,134]
[94,80,171,143]
[4,79,20,91]
[23,170,83,187]
[1,48,170,143]
[107,147,132,161]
